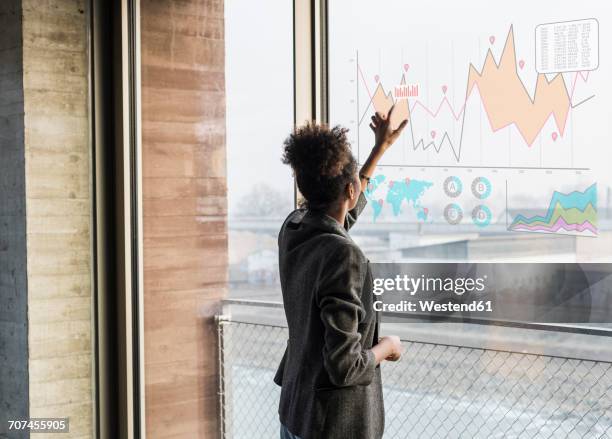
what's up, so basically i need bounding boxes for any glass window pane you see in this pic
[329,3,612,435]
[225,0,294,300]
[329,1,612,264]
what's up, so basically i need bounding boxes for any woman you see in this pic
[274,106,408,439]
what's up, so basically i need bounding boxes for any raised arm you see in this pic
[344,106,408,230]
[358,104,408,192]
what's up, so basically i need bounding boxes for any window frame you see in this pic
[293,0,330,208]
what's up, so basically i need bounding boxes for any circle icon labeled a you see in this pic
[443,176,463,198]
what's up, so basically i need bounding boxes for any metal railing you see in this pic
[216,301,612,439]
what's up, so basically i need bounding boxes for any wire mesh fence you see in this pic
[217,318,612,439]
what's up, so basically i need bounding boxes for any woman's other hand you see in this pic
[372,335,403,364]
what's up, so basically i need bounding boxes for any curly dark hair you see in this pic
[282,123,358,209]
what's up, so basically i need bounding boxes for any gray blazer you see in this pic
[274,193,383,439]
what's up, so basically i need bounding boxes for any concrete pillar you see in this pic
[0,0,93,437]
[0,1,29,436]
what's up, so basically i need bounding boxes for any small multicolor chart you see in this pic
[508,184,597,237]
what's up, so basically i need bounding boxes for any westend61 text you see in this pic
[373,300,493,313]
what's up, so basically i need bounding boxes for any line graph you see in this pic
[354,25,595,169]
[331,0,611,246]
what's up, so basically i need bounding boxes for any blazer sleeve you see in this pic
[344,191,368,231]
[273,343,288,386]
[316,243,376,387]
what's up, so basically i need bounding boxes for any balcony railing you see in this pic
[216,300,612,439]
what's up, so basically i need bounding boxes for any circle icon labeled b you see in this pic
[471,177,492,199]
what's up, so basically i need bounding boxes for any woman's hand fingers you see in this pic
[386,118,409,144]
[387,104,395,121]
[369,113,379,133]
[386,352,401,362]
[371,107,408,150]
[393,119,408,136]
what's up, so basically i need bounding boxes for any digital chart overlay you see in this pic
[354,24,595,169]
[508,184,598,237]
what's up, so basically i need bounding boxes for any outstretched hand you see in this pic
[359,105,409,192]
[369,104,408,151]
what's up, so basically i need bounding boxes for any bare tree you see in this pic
[235,182,292,217]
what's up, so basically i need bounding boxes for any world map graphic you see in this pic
[364,175,433,222]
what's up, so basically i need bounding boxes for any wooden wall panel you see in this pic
[141,0,227,437]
